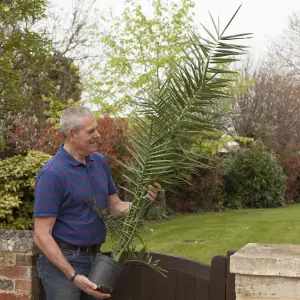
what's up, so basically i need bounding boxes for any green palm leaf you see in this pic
[95,7,252,274]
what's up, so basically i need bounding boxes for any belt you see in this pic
[56,240,101,253]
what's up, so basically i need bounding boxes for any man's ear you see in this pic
[67,128,75,140]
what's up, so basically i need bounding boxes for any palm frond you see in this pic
[98,8,251,274]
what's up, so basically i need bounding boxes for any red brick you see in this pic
[0,267,32,280]
[0,292,30,300]
[15,280,30,293]
[15,279,39,293]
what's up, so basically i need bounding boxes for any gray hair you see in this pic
[60,106,94,137]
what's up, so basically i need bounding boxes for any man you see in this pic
[34,106,160,299]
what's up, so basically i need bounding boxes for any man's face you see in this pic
[72,115,100,155]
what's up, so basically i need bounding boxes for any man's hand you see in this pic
[146,182,161,203]
[108,182,162,214]
[73,275,111,298]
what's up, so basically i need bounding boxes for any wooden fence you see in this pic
[111,251,236,300]
[39,251,236,300]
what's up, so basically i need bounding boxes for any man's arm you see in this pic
[108,194,131,215]
[34,217,74,278]
[108,183,161,214]
[34,217,110,299]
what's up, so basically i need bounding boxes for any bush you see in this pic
[221,148,286,208]
[6,114,64,155]
[0,151,51,229]
[96,114,131,185]
[279,151,300,203]
[7,115,63,155]
[144,203,173,220]
[166,162,225,213]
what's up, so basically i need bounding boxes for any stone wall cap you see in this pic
[0,230,38,253]
[230,243,300,277]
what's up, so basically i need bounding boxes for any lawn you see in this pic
[102,204,300,264]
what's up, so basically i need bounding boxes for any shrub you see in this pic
[166,162,225,213]
[144,203,173,220]
[0,151,51,229]
[7,115,63,155]
[96,114,131,185]
[279,151,300,203]
[220,148,286,208]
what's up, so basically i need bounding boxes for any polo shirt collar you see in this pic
[58,144,94,167]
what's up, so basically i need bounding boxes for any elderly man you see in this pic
[34,106,160,299]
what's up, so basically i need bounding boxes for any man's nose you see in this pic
[95,131,101,139]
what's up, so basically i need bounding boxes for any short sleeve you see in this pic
[108,172,118,196]
[100,155,118,196]
[33,170,63,217]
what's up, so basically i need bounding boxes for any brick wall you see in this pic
[0,231,41,300]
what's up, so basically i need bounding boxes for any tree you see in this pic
[231,61,300,152]
[0,0,83,115]
[0,0,85,147]
[0,0,50,117]
[87,0,196,114]
[19,51,82,122]
[271,12,300,76]
[46,0,101,69]
[0,0,51,146]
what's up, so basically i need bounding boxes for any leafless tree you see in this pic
[45,0,103,73]
[232,60,300,152]
[270,11,300,76]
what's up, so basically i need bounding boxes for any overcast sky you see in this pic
[100,0,300,58]
[49,0,300,59]
[195,0,300,58]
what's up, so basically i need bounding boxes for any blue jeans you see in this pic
[38,249,100,300]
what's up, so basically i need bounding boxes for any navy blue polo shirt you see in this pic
[33,145,118,247]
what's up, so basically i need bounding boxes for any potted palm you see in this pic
[86,6,251,293]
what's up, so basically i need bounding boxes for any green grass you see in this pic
[102,204,300,264]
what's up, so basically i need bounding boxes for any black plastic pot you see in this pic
[88,253,125,293]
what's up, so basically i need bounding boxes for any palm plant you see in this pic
[93,6,251,274]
